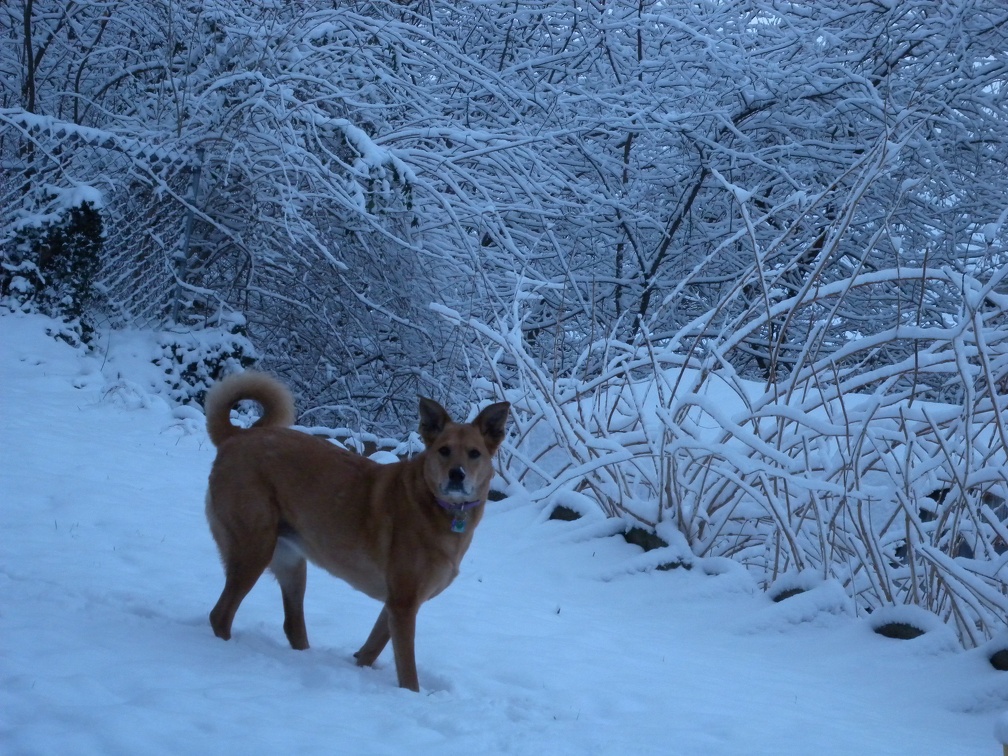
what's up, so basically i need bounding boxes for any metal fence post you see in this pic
[171,146,205,324]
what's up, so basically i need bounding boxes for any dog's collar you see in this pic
[434,498,483,533]
[435,498,483,512]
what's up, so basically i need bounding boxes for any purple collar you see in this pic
[434,498,483,513]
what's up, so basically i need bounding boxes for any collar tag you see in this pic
[435,498,482,533]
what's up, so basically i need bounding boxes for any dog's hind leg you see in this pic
[207,496,277,642]
[209,552,274,641]
[353,606,390,667]
[271,535,309,650]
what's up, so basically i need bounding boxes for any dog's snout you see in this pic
[448,466,466,484]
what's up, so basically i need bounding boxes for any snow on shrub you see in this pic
[153,316,257,406]
[436,267,1008,648]
[867,604,949,640]
[2,186,105,345]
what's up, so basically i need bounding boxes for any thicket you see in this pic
[2,0,1005,644]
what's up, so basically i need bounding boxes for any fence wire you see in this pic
[1,110,198,329]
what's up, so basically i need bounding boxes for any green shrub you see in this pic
[154,320,257,406]
[2,197,104,345]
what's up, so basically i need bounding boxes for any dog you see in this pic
[202,371,510,691]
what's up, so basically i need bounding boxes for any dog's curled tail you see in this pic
[204,371,296,447]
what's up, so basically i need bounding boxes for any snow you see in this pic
[2,310,1007,755]
[45,183,105,211]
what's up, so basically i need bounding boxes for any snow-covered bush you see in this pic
[5,0,1008,432]
[448,261,1008,647]
[2,189,104,345]
[154,318,257,406]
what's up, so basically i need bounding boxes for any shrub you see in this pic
[154,317,257,406]
[2,193,104,345]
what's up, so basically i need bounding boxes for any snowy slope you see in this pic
[2,311,1006,755]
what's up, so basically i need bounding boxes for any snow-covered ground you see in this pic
[2,311,1006,755]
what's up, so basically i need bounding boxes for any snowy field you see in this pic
[2,311,1006,755]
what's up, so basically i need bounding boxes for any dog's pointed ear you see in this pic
[418,397,451,447]
[474,401,510,454]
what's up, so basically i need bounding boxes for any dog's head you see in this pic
[418,397,510,504]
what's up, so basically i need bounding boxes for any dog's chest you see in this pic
[423,558,463,602]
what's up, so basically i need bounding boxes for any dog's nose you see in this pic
[448,467,466,484]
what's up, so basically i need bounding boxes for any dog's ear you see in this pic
[474,401,510,454]
[418,397,451,446]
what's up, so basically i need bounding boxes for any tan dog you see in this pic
[203,371,510,691]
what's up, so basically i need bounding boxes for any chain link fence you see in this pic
[1,109,201,329]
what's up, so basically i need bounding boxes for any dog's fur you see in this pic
[203,371,510,691]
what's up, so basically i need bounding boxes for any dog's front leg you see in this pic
[387,601,421,692]
[354,606,390,668]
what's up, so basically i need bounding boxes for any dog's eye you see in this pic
[438,446,451,457]
[467,449,481,459]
